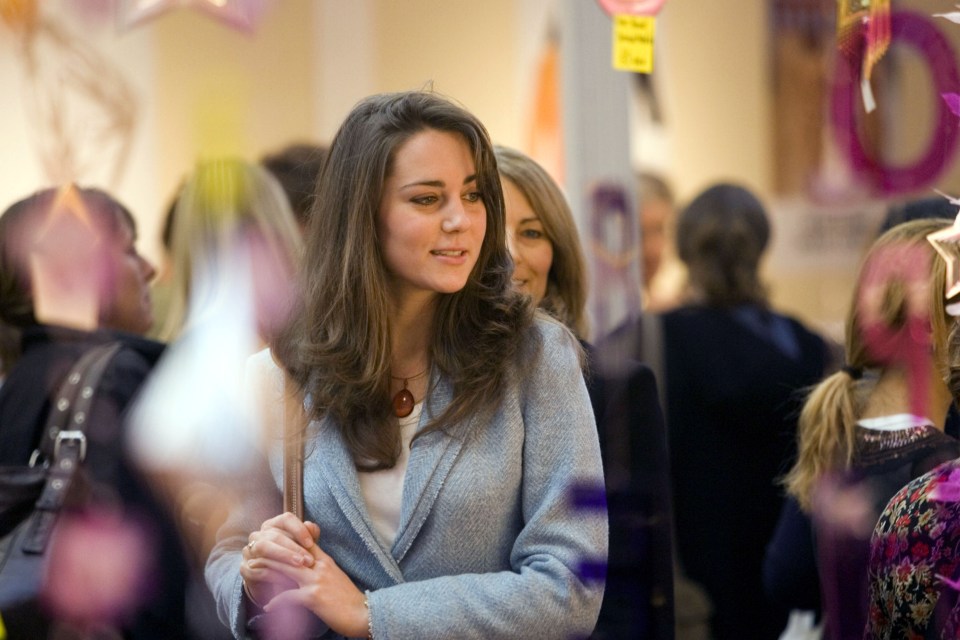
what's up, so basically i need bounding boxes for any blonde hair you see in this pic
[159,158,303,341]
[494,146,589,338]
[784,218,953,510]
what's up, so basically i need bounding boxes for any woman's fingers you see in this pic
[260,512,318,550]
[304,520,321,542]
[246,513,319,568]
[247,555,319,584]
[240,558,287,585]
[239,514,322,607]
[240,557,296,607]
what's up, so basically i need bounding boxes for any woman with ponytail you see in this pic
[765,218,959,638]
[659,184,831,639]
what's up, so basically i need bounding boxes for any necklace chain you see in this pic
[390,367,429,383]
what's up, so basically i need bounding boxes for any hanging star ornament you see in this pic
[29,185,103,330]
[933,4,960,24]
[119,0,273,34]
[927,191,960,310]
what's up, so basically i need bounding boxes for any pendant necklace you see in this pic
[391,368,429,418]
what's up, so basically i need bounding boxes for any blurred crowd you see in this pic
[2,90,959,640]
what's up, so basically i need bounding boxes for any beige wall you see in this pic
[370,0,522,147]
[653,0,772,202]
[151,1,316,245]
[5,0,957,338]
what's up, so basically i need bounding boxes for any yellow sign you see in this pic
[612,15,655,73]
[1,610,6,640]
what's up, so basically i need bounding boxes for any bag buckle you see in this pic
[54,430,87,463]
[28,449,47,468]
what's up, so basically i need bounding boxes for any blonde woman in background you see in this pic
[765,219,959,639]
[129,159,305,585]
[495,145,588,337]
[496,145,675,639]
[158,158,303,343]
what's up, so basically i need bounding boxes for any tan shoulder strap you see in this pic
[282,378,306,519]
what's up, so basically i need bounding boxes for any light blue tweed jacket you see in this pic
[205,316,608,639]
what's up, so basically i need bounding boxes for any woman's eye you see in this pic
[412,195,438,206]
[464,191,482,203]
[520,229,544,240]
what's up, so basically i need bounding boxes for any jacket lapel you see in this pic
[311,419,405,583]
[309,372,468,574]
[391,372,467,562]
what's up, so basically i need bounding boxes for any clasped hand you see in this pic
[240,512,369,638]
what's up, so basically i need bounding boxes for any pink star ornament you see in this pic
[926,193,960,315]
[119,0,273,34]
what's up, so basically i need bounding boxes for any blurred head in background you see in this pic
[637,171,675,291]
[159,158,302,342]
[261,142,328,231]
[0,185,155,340]
[676,182,771,308]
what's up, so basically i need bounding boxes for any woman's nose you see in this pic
[140,255,157,282]
[441,200,470,234]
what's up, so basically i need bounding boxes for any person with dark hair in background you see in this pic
[261,143,328,230]
[496,145,675,639]
[629,183,831,639]
[636,172,675,309]
[0,186,197,638]
[205,92,607,639]
[877,196,957,237]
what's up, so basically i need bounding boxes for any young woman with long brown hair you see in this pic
[205,92,607,639]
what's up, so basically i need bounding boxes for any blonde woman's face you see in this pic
[503,177,553,305]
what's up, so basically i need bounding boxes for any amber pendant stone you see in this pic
[393,388,415,418]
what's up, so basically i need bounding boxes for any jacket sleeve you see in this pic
[762,496,821,612]
[367,319,608,639]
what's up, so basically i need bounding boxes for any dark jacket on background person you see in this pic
[663,304,830,640]
[586,342,675,640]
[0,324,198,639]
[765,424,959,639]
[603,304,831,638]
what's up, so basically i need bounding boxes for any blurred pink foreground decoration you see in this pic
[119,0,275,34]
[1,1,137,189]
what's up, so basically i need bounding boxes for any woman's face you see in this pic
[503,177,553,305]
[97,220,156,335]
[378,128,486,306]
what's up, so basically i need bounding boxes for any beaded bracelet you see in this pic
[364,591,374,639]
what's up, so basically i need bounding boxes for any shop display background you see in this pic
[1,0,958,340]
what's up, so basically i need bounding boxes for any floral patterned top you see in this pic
[866,456,960,638]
